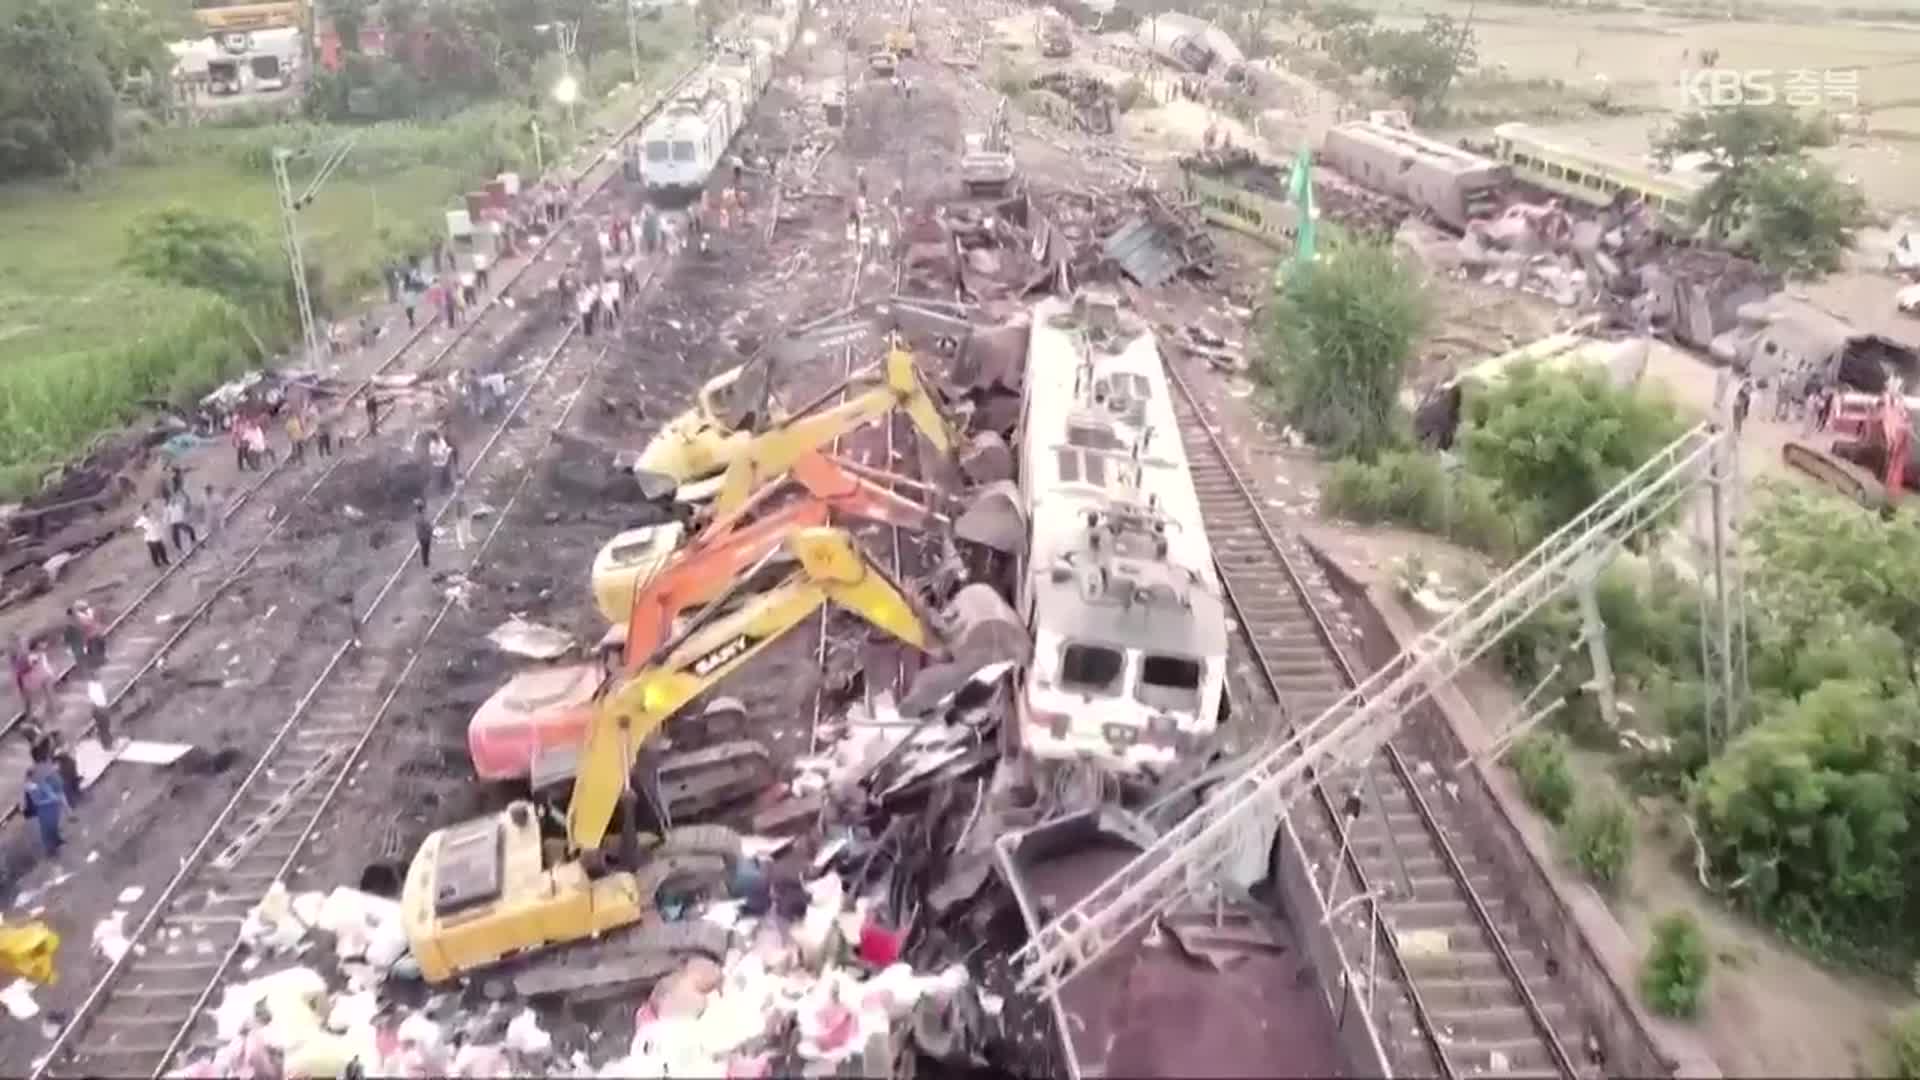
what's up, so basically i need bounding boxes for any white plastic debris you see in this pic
[325,988,379,1032]
[505,1009,553,1056]
[92,911,130,964]
[116,886,145,905]
[486,617,576,660]
[1,978,40,1020]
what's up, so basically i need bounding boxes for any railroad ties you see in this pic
[1164,365,1588,1080]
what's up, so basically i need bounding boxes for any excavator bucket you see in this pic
[899,584,1029,717]
[0,920,59,985]
[954,480,1026,557]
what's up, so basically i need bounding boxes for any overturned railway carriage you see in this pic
[637,0,800,203]
[1178,154,1302,249]
[1319,121,1507,232]
[1492,122,1706,231]
[1016,294,1227,776]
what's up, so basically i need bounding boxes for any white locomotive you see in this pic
[637,0,801,203]
[1014,292,1228,777]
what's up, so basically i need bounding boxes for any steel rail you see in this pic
[0,63,701,764]
[1163,361,1579,1080]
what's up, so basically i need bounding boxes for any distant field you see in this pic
[0,157,461,370]
[0,26,693,495]
[1366,0,1920,210]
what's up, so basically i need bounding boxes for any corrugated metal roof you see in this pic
[1103,216,1183,287]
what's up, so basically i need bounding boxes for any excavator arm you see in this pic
[571,526,930,851]
[623,450,940,669]
[710,344,956,517]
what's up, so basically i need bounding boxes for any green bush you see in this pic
[1564,793,1635,889]
[1114,77,1144,112]
[1639,911,1710,1019]
[1507,732,1577,823]
[1893,1007,1920,1078]
[1320,450,1530,557]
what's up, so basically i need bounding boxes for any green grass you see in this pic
[0,22,695,495]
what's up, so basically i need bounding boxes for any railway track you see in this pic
[0,67,697,823]
[1163,364,1587,1080]
[32,252,660,1078]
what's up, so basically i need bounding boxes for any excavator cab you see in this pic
[408,528,974,984]
[628,361,784,496]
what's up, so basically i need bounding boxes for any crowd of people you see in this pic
[5,140,670,861]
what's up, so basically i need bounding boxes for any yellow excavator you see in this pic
[594,340,956,627]
[627,308,974,504]
[402,527,934,986]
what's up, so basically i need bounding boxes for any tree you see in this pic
[1743,483,1920,678]
[1255,240,1427,462]
[1735,159,1869,277]
[1460,362,1685,535]
[1692,679,1918,965]
[0,0,118,180]
[122,207,287,357]
[96,0,177,107]
[1366,15,1475,118]
[331,0,374,56]
[1652,104,1861,274]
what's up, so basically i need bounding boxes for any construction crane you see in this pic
[1012,422,1748,992]
[404,528,940,984]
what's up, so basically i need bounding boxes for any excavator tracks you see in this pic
[1165,364,1591,1080]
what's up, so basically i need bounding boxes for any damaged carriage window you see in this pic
[1060,643,1124,696]
[1138,654,1202,712]
[1067,421,1124,451]
[672,141,696,161]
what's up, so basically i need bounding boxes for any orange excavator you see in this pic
[1783,383,1916,510]
[467,450,949,786]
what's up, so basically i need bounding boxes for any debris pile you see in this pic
[172,845,1013,1078]
[1025,72,1117,134]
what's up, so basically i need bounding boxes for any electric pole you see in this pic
[557,21,581,141]
[272,137,357,366]
[627,0,644,83]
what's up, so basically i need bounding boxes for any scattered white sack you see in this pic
[92,911,130,964]
[116,886,145,905]
[316,888,403,965]
[505,1008,553,1057]
[290,890,328,929]
[1,978,40,1020]
[364,916,410,972]
[397,1011,447,1057]
[240,881,309,953]
[793,874,844,967]
[325,989,379,1033]
[451,1042,515,1078]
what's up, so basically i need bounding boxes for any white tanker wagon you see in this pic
[1013,293,1228,778]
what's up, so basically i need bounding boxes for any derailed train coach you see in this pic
[1012,292,1228,777]
[637,0,802,203]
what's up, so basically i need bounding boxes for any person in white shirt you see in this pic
[601,278,621,323]
[135,503,169,568]
[473,251,492,292]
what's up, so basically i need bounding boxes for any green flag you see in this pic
[1287,146,1316,269]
